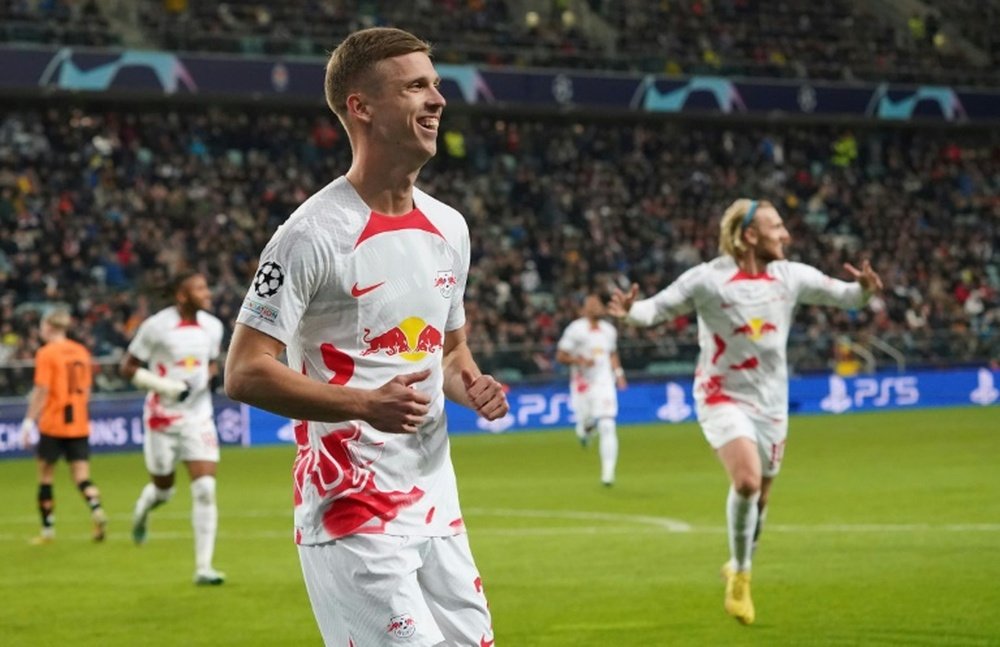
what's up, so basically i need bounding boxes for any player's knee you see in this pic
[155,486,176,503]
[732,475,761,497]
[77,479,97,494]
[597,418,616,436]
[191,476,216,505]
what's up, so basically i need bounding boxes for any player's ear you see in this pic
[346,93,371,124]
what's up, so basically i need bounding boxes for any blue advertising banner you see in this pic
[445,366,1000,435]
[0,395,250,459]
[1,367,995,457]
[2,44,1000,123]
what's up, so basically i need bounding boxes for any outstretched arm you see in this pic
[843,260,883,294]
[608,284,640,319]
[610,270,697,327]
[225,323,431,434]
[795,259,883,308]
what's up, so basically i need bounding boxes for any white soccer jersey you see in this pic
[237,177,470,545]
[626,256,868,420]
[557,318,619,399]
[128,306,224,430]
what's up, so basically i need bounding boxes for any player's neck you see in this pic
[346,159,421,216]
[737,252,767,275]
[176,305,199,322]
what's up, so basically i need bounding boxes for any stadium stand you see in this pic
[0,0,121,47]
[1,105,998,394]
[125,0,992,84]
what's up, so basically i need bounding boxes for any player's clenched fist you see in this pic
[365,370,432,433]
[461,369,509,421]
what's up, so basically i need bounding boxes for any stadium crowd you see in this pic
[1,105,997,395]
[0,0,120,48]
[137,0,994,84]
[1,0,995,85]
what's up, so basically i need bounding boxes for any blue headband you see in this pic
[741,200,759,231]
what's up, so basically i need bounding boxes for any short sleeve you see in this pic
[128,318,156,363]
[556,323,579,354]
[209,317,223,360]
[237,223,324,346]
[445,222,469,332]
[33,347,52,388]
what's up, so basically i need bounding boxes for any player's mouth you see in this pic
[416,116,439,133]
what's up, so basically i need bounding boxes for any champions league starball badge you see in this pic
[253,261,285,298]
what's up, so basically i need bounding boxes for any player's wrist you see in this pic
[132,367,187,399]
[345,386,375,423]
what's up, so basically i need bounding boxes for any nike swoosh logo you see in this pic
[351,281,385,298]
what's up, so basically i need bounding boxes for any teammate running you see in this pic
[120,271,226,585]
[556,293,627,486]
[610,198,883,625]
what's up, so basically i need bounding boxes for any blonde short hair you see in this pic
[43,309,71,330]
[718,198,774,258]
[324,27,431,122]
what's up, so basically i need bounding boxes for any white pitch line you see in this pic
[463,507,692,532]
[1,506,998,541]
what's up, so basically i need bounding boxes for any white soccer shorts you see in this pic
[572,387,618,427]
[143,419,220,476]
[298,533,494,647]
[697,403,788,477]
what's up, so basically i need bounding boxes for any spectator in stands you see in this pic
[1,107,999,393]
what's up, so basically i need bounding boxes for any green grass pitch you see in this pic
[1,407,997,646]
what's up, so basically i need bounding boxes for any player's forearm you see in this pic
[24,387,47,421]
[442,343,477,409]
[224,355,370,423]
[625,299,659,327]
[555,350,582,367]
[814,281,868,309]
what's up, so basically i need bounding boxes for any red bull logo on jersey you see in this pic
[362,316,443,361]
[174,356,202,370]
[433,269,457,298]
[732,318,778,341]
[386,613,416,639]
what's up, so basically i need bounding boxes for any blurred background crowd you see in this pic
[2,0,997,83]
[1,0,998,395]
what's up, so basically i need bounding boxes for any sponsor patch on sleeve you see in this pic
[241,298,280,323]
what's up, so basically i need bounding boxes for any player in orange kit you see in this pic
[20,309,106,544]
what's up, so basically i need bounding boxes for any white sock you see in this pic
[134,483,174,519]
[727,486,760,572]
[191,476,218,572]
[597,418,618,484]
[575,422,588,441]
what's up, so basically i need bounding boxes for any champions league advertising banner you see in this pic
[0,367,995,457]
[3,44,1000,123]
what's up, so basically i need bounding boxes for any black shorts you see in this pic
[36,434,91,464]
